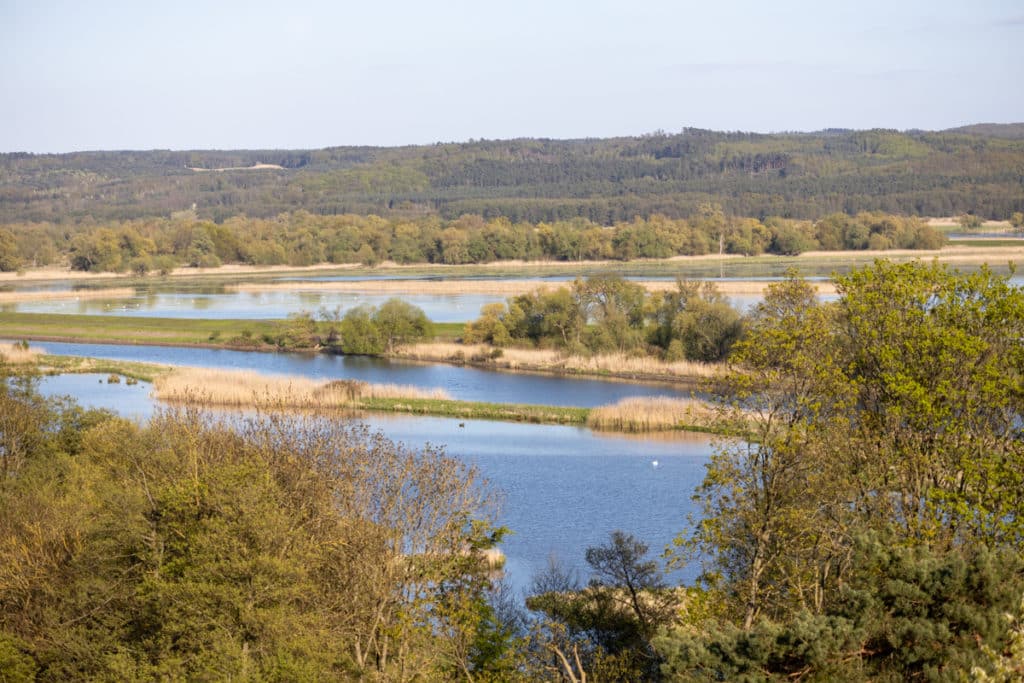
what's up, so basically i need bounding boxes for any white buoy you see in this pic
[652,460,659,468]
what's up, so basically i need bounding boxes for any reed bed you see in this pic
[0,287,135,304]
[586,397,718,433]
[399,342,721,380]
[0,342,41,364]
[560,353,721,379]
[153,367,449,408]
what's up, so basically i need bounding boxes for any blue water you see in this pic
[27,340,698,407]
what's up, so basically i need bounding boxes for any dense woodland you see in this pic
[2,126,1023,226]
[0,209,946,273]
[2,261,1024,680]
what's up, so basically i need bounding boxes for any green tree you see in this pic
[372,298,433,352]
[658,535,1024,681]
[339,305,384,354]
[0,230,22,272]
[0,392,500,681]
[680,262,1024,637]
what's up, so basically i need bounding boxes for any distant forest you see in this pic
[2,125,1023,225]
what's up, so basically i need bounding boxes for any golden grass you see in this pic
[0,342,41,364]
[586,397,718,432]
[0,287,135,303]
[399,342,721,379]
[153,367,449,408]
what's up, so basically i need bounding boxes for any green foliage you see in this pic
[657,535,1024,682]
[338,305,384,354]
[2,129,1022,226]
[674,260,1024,678]
[959,213,985,229]
[372,297,433,352]
[275,311,320,349]
[0,382,500,680]
[0,229,22,272]
[469,276,744,361]
[528,532,681,681]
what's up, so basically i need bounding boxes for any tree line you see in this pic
[0,208,945,273]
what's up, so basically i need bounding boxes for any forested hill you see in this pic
[2,126,1023,224]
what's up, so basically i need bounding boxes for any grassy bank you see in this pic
[0,311,464,347]
[0,313,706,386]
[0,311,284,346]
[358,397,590,425]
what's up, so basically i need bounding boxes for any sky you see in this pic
[2,0,1022,152]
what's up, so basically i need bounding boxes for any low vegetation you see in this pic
[585,397,717,433]
[0,340,39,365]
[399,342,721,382]
[153,367,449,408]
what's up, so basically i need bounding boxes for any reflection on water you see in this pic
[36,376,712,593]
[8,290,507,323]
[28,341,697,407]
[39,373,156,421]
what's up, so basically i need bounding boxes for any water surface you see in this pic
[29,340,696,407]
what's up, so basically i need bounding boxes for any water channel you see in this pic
[27,340,698,406]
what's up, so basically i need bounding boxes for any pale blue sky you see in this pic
[2,0,1022,152]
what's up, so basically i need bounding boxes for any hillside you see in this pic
[2,126,1022,224]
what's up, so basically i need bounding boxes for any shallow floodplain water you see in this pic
[29,340,698,407]
[37,374,713,592]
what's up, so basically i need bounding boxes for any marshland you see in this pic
[3,117,1024,677]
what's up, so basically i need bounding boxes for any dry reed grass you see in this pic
[153,367,449,408]
[399,342,721,379]
[0,287,136,303]
[0,342,41,364]
[586,397,717,433]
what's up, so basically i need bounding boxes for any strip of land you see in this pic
[0,313,710,385]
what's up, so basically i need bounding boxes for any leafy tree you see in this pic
[0,387,500,680]
[372,297,433,352]
[0,230,21,272]
[463,302,515,347]
[338,304,384,354]
[679,261,1024,636]
[959,213,984,229]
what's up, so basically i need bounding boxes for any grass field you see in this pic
[0,312,284,346]
[0,312,463,347]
